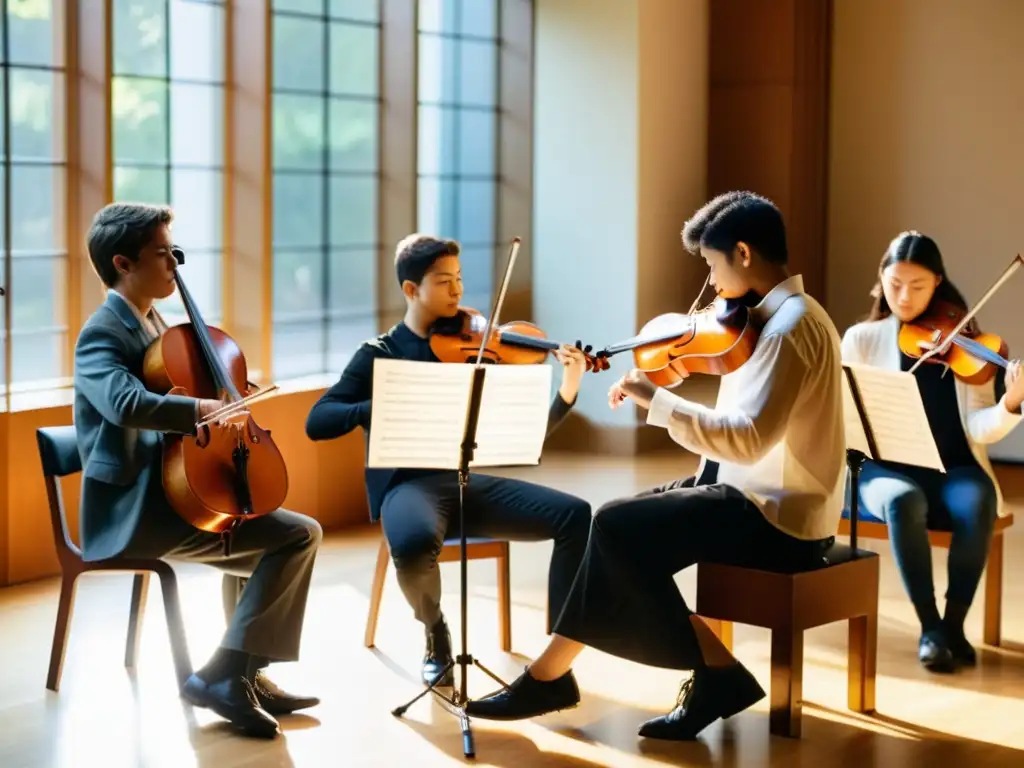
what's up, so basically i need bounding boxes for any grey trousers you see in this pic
[160,509,323,663]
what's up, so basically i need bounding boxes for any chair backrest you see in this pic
[36,425,82,478]
[36,425,82,560]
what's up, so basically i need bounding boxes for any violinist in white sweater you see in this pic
[841,231,1024,673]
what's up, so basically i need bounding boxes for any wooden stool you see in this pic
[364,537,512,650]
[697,544,879,738]
[838,514,1012,646]
[37,426,193,692]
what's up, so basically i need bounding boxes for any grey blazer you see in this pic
[73,292,198,561]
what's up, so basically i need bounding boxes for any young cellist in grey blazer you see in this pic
[73,202,322,739]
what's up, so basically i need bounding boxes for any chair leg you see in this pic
[847,612,877,713]
[156,566,193,690]
[125,573,151,670]
[364,540,391,648]
[769,626,804,738]
[496,543,511,652]
[983,533,1004,647]
[46,573,79,692]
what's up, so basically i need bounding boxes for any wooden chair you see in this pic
[837,514,1013,646]
[697,543,879,738]
[364,537,512,651]
[37,425,192,692]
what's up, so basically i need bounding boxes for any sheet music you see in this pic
[367,358,553,470]
[841,377,871,456]
[842,363,945,472]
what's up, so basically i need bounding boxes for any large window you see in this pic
[0,0,527,404]
[271,0,380,380]
[1,2,67,392]
[112,0,225,326]
[417,0,499,310]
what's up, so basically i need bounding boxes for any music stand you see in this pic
[368,239,551,759]
[842,363,945,552]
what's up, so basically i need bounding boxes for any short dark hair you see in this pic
[394,233,460,286]
[86,202,173,287]
[681,191,788,265]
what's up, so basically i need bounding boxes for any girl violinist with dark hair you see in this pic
[841,231,1024,673]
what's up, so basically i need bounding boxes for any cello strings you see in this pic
[197,385,280,427]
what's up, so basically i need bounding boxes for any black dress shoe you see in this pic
[944,631,977,667]
[181,673,280,739]
[919,630,956,673]
[422,617,454,687]
[638,664,766,741]
[465,669,580,720]
[252,670,321,715]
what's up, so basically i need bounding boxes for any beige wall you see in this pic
[533,0,709,452]
[828,0,1024,460]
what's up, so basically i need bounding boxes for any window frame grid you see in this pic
[1,2,71,406]
[112,0,228,327]
[270,0,382,379]
[0,0,532,404]
[415,0,502,307]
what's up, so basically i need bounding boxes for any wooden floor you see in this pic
[4,451,1024,767]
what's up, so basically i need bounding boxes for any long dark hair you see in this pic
[866,231,973,327]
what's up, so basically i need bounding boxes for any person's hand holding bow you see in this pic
[608,368,659,411]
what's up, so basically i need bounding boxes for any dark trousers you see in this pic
[552,477,833,671]
[380,472,592,630]
[156,509,323,663]
[847,460,996,631]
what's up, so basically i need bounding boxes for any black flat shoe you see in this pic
[945,631,977,667]
[252,670,320,715]
[638,664,766,741]
[919,630,956,673]
[181,674,280,738]
[422,617,454,687]
[465,669,580,720]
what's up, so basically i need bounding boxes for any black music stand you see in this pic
[842,363,944,553]
[368,239,552,759]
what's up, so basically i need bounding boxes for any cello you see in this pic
[142,246,288,548]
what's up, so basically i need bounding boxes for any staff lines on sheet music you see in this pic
[376,416,462,426]
[842,362,944,472]
[377,396,467,406]
[368,358,553,470]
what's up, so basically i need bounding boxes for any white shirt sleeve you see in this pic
[646,332,809,465]
[965,377,1024,444]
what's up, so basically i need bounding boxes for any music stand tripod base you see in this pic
[390,367,512,759]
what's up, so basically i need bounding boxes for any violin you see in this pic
[596,286,761,387]
[903,254,1023,385]
[142,246,288,545]
[430,306,608,372]
[899,299,1009,385]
